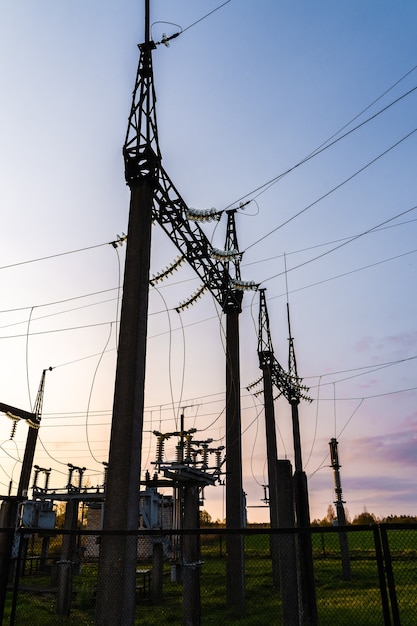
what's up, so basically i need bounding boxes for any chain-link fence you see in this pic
[1,524,416,624]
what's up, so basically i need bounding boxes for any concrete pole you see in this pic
[182,483,201,626]
[276,460,299,625]
[262,364,281,590]
[56,499,79,616]
[225,308,245,614]
[95,177,154,625]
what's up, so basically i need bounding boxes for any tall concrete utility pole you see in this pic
[95,2,156,624]
[256,290,299,624]
[222,209,245,614]
[286,303,318,625]
[253,292,316,624]
[95,2,255,622]
[257,289,281,590]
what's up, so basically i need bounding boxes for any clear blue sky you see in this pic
[0,0,416,522]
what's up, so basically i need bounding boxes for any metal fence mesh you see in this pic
[1,524,416,624]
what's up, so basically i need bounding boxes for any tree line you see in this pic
[311,505,417,527]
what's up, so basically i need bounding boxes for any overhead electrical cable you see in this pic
[2,243,415,343]
[1,204,414,324]
[0,287,120,315]
[154,0,232,45]
[268,247,417,300]
[305,355,417,383]
[0,297,120,332]
[0,240,116,272]
[262,203,417,282]
[308,386,417,402]
[246,126,417,255]
[224,68,417,210]
[243,214,417,269]
[85,322,114,465]
[151,285,181,430]
[26,306,35,411]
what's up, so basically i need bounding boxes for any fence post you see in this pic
[10,529,25,626]
[276,460,299,625]
[372,525,391,626]
[379,525,400,626]
[152,541,163,603]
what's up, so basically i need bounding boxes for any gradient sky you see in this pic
[0,0,416,523]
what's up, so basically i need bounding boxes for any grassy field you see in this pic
[3,527,417,625]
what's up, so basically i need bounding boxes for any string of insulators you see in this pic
[185,434,193,462]
[211,247,242,261]
[279,371,312,404]
[110,232,127,249]
[201,443,209,470]
[149,255,185,286]
[176,443,183,464]
[176,284,207,312]
[102,462,108,488]
[214,450,222,472]
[66,465,74,490]
[156,435,165,465]
[9,417,19,440]
[66,463,85,490]
[186,207,222,222]
[247,376,263,391]
[231,279,258,291]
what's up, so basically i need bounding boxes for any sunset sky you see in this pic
[0,0,416,523]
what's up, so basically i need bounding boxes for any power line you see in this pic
[243,215,417,269]
[246,126,417,255]
[224,67,417,211]
[0,241,116,273]
[262,203,417,283]
[154,0,232,45]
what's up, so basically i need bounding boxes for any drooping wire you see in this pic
[247,388,262,487]
[175,309,187,424]
[85,322,114,465]
[113,244,123,353]
[304,376,322,470]
[151,284,179,430]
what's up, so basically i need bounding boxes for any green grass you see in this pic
[4,529,417,625]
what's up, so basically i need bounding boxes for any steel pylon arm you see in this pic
[153,164,242,312]
[257,289,311,403]
[123,39,243,312]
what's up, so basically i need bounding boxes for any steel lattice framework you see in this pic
[257,288,311,403]
[123,40,243,312]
